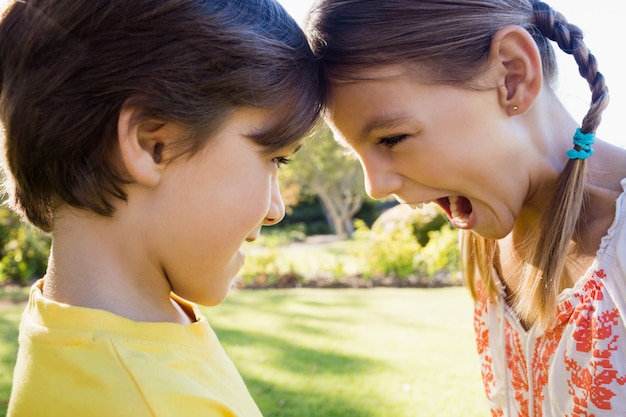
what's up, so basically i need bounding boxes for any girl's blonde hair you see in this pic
[307,0,609,329]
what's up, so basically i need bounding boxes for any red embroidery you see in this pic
[564,270,626,415]
[474,268,626,417]
[474,283,496,402]
[532,321,565,417]
[505,327,530,415]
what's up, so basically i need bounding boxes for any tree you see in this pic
[281,123,366,238]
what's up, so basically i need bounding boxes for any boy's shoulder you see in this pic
[8,280,262,417]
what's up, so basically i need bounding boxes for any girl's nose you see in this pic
[263,176,286,226]
[361,157,401,200]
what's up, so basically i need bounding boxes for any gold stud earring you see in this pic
[512,105,519,111]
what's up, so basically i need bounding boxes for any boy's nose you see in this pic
[263,177,285,226]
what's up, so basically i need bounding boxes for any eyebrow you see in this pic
[291,144,303,155]
[358,115,412,142]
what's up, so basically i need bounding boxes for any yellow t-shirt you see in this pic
[7,279,263,417]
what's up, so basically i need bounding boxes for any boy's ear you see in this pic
[489,25,543,115]
[117,107,173,186]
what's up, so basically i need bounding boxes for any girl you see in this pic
[1,0,323,415]
[306,0,626,415]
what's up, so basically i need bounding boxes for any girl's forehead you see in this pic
[330,64,410,84]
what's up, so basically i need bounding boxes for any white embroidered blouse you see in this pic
[473,178,626,417]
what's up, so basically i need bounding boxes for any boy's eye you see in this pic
[272,156,291,168]
[377,134,408,149]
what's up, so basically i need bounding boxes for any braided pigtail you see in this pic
[515,1,609,329]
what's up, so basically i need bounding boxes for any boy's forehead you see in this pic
[231,106,306,151]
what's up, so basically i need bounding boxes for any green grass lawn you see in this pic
[0,287,489,417]
[0,300,24,417]
[205,287,489,417]
[240,238,365,282]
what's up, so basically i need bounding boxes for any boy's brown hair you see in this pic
[0,0,324,232]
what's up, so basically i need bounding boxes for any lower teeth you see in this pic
[449,196,469,223]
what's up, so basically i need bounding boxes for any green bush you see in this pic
[238,203,462,286]
[257,225,307,246]
[352,219,423,280]
[352,205,461,281]
[418,224,462,279]
[0,207,50,285]
[237,232,307,288]
[237,247,283,287]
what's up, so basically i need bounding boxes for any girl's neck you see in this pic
[500,138,626,305]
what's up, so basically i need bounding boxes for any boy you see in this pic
[0,0,323,415]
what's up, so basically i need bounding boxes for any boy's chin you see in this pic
[198,272,240,307]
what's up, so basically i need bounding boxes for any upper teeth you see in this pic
[449,196,465,221]
[409,202,424,210]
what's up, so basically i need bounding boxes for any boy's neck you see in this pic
[43,209,193,325]
[43,267,194,325]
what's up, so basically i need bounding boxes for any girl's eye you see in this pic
[272,156,291,168]
[377,134,408,149]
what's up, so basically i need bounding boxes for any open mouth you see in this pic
[435,196,472,228]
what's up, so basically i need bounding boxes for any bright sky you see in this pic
[278,0,625,149]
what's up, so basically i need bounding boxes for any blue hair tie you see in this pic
[566,128,595,160]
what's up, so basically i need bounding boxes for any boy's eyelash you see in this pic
[273,156,291,168]
[377,134,408,149]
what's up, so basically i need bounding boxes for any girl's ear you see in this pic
[489,25,543,115]
[117,107,175,186]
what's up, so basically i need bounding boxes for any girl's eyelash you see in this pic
[377,134,408,149]
[273,156,291,168]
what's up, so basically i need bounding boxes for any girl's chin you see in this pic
[470,222,513,240]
